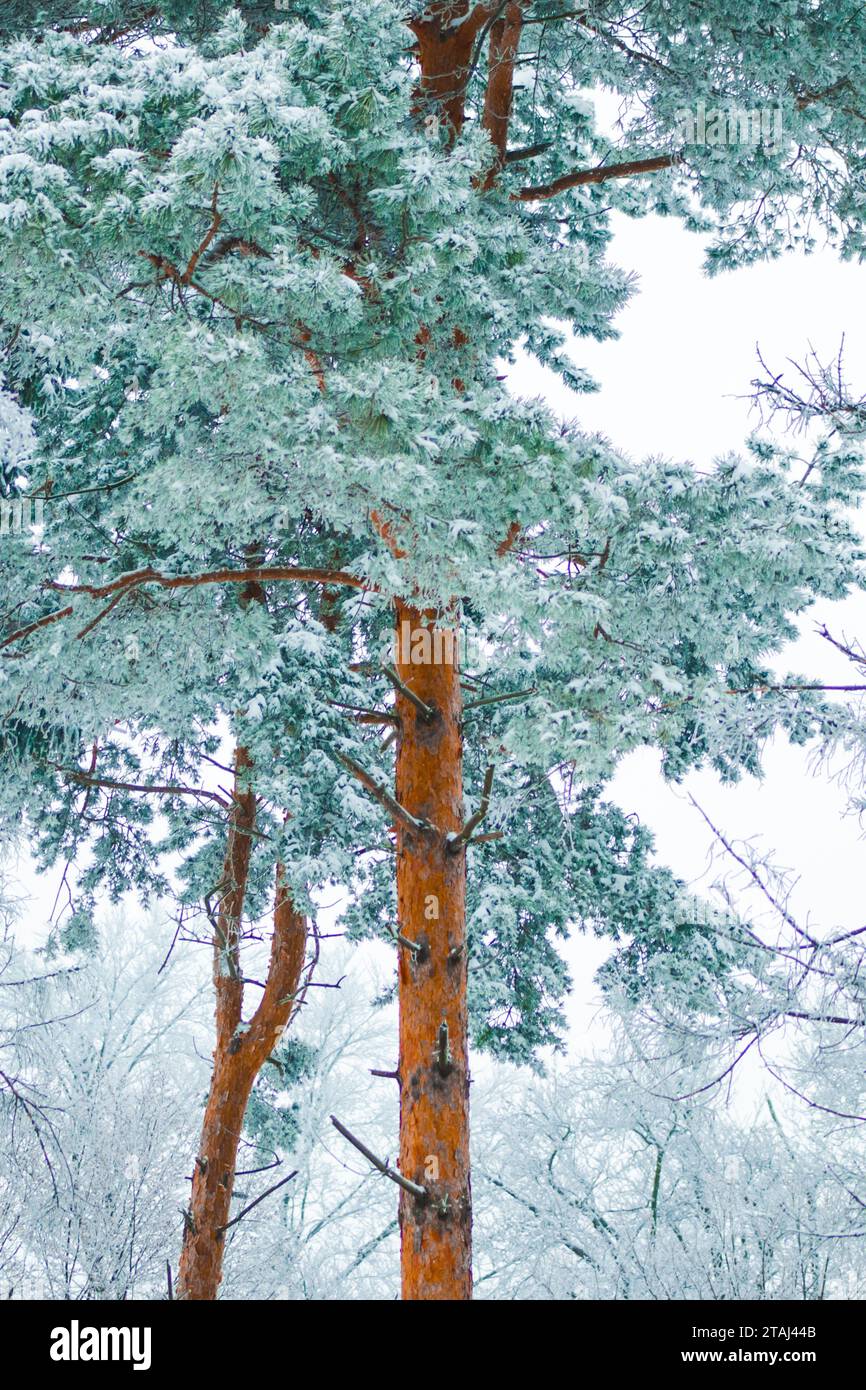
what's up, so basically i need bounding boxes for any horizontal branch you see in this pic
[0,965,83,988]
[464,686,536,712]
[1,565,367,651]
[49,564,367,600]
[728,682,866,695]
[58,769,230,808]
[330,1115,427,1199]
[784,1011,865,1028]
[27,472,138,502]
[505,140,553,164]
[328,699,400,726]
[517,153,678,202]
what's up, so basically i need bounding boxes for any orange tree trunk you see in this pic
[393,1,519,1301]
[176,1049,253,1301]
[177,750,307,1300]
[394,600,471,1299]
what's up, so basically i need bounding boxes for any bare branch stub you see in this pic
[330,1114,427,1200]
[436,1020,454,1077]
[447,764,495,853]
[336,752,426,836]
[379,663,436,722]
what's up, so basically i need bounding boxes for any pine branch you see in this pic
[55,769,231,809]
[379,664,435,722]
[49,564,366,600]
[328,699,399,726]
[464,686,535,712]
[0,604,73,652]
[386,924,426,957]
[504,140,553,164]
[517,153,678,202]
[784,1011,865,1028]
[2,565,366,651]
[182,182,222,285]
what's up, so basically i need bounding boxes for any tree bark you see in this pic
[411,4,492,137]
[394,600,472,1300]
[481,1,524,176]
[390,3,508,1301]
[176,751,307,1300]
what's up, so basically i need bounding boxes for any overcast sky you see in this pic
[512,209,866,1046]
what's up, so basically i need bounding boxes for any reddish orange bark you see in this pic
[387,4,517,1301]
[394,601,471,1300]
[410,3,497,137]
[176,752,307,1301]
[481,2,524,177]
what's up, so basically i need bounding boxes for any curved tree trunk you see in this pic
[176,751,307,1300]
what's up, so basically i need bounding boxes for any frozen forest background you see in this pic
[1,2,866,1302]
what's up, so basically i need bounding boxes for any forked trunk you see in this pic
[177,751,307,1300]
[175,1051,255,1300]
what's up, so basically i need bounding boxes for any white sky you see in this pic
[512,210,866,1045]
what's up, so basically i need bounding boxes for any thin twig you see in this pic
[217,1171,298,1233]
[2,565,366,651]
[688,795,819,948]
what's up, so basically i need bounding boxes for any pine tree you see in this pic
[1,1,865,1299]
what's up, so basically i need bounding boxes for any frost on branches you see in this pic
[0,0,864,1300]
